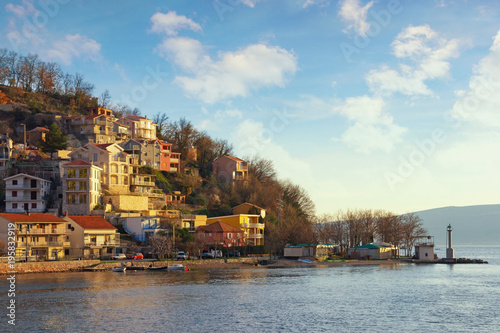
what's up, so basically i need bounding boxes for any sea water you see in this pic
[1,246,499,332]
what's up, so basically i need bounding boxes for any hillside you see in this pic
[415,204,500,246]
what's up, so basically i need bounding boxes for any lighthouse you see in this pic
[446,224,455,259]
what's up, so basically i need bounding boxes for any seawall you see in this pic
[0,260,100,274]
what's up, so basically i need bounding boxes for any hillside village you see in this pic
[0,98,274,260]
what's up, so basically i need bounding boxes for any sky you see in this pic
[1,0,500,215]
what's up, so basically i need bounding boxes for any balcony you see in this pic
[131,179,155,186]
[84,240,120,247]
[248,233,264,239]
[7,182,44,190]
[111,157,128,163]
[30,241,65,247]
[129,189,165,198]
[17,227,66,234]
[241,223,265,229]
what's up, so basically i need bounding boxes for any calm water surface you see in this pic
[2,246,499,332]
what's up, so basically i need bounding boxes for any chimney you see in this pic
[65,211,69,217]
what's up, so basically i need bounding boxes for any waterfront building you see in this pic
[212,156,248,183]
[206,214,264,246]
[347,242,399,260]
[63,215,120,259]
[4,173,51,213]
[0,212,70,260]
[61,160,102,215]
[196,221,245,250]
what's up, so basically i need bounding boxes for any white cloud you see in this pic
[160,40,297,103]
[450,29,500,128]
[5,1,38,18]
[150,11,202,36]
[303,0,330,9]
[333,96,407,153]
[338,0,373,37]
[366,25,459,96]
[240,0,261,7]
[43,34,101,65]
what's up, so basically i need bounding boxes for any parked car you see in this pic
[127,253,144,260]
[112,253,127,260]
[176,251,189,260]
[228,250,241,257]
[202,252,213,259]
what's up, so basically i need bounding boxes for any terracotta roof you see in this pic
[198,221,243,233]
[66,215,117,230]
[63,160,92,166]
[0,213,66,223]
[89,143,113,150]
[29,127,50,132]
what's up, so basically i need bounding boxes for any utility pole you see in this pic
[21,123,26,157]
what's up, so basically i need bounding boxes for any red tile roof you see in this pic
[0,213,66,223]
[67,215,117,230]
[198,221,243,233]
[89,143,113,150]
[29,127,50,132]
[64,160,92,166]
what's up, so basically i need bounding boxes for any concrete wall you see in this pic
[105,195,148,211]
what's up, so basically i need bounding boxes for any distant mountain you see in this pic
[414,204,500,246]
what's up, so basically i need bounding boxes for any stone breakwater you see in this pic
[0,260,101,275]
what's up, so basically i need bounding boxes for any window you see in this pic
[93,153,98,161]
[12,191,17,197]
[31,191,37,200]
[12,180,17,185]
[68,181,76,191]
[79,181,87,191]
[12,203,18,209]
[67,194,76,204]
[67,224,72,229]
[68,169,76,178]
[227,233,233,239]
[79,168,87,178]
[31,203,37,209]
[79,194,87,204]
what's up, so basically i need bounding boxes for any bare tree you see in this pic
[153,112,169,139]
[99,89,112,108]
[149,234,172,259]
[400,213,427,256]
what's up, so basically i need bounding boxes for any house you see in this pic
[113,121,130,142]
[232,202,266,218]
[284,244,338,259]
[206,214,264,246]
[118,115,156,140]
[63,215,120,259]
[347,242,399,260]
[196,221,245,250]
[89,107,114,117]
[4,173,51,213]
[0,212,70,261]
[120,215,166,242]
[61,160,102,215]
[69,143,131,195]
[65,114,116,144]
[119,139,180,172]
[180,213,207,232]
[414,236,435,260]
[212,156,248,183]
[0,133,13,175]
[26,127,49,145]
[165,191,186,205]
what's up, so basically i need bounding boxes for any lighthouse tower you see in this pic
[446,224,455,259]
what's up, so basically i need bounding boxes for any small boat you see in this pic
[126,265,146,270]
[148,265,169,271]
[298,258,311,264]
[112,266,126,272]
[168,264,188,271]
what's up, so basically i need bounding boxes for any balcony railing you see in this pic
[131,179,155,186]
[6,182,44,189]
[111,157,128,162]
[30,241,65,247]
[241,223,265,229]
[17,228,66,234]
[84,241,120,247]
[248,233,264,239]
[129,189,165,198]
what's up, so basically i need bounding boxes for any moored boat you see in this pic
[112,266,126,272]
[168,264,189,271]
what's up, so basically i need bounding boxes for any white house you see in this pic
[4,173,51,213]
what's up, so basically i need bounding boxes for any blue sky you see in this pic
[2,0,500,215]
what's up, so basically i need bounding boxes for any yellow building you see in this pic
[0,213,70,261]
[206,214,264,246]
[63,215,120,259]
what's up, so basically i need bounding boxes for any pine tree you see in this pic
[39,122,67,158]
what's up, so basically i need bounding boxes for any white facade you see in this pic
[4,173,51,213]
[120,215,165,242]
[61,161,102,215]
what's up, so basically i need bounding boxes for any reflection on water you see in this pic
[1,246,499,332]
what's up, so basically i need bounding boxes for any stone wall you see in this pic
[0,260,100,275]
[105,195,148,211]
